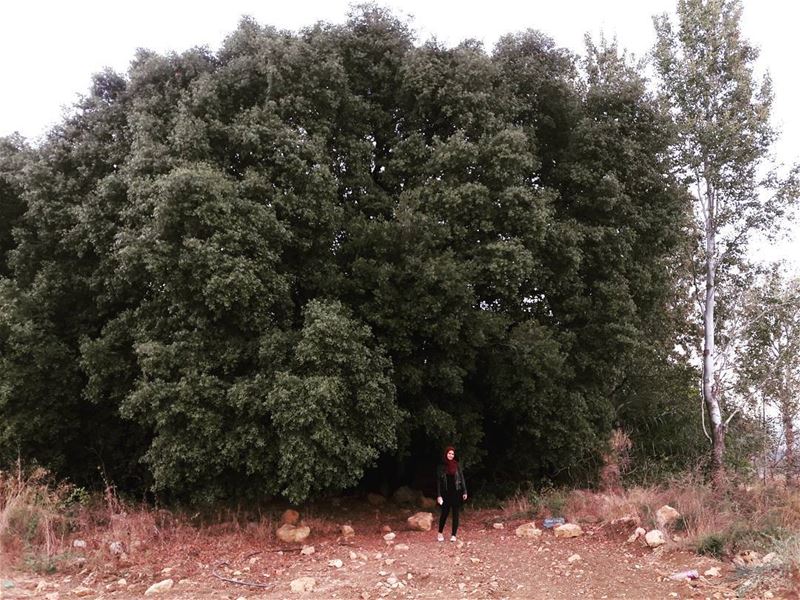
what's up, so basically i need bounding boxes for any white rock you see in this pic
[644,530,666,548]
[300,545,315,555]
[655,505,681,529]
[394,543,409,551]
[567,554,581,563]
[492,523,504,529]
[704,567,721,577]
[406,512,434,531]
[290,577,316,593]
[387,576,399,585]
[515,522,542,538]
[144,579,174,595]
[349,551,358,560]
[277,523,311,544]
[108,541,124,555]
[341,524,355,538]
[45,593,60,600]
[383,532,396,542]
[328,559,344,568]
[71,587,93,597]
[72,540,87,549]
[554,523,583,538]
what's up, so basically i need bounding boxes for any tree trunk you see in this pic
[703,208,725,485]
[782,395,797,485]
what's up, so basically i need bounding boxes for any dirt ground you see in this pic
[0,506,791,599]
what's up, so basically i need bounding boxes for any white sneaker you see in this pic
[450,535,457,542]
[437,533,444,542]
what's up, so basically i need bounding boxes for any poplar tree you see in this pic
[654,0,797,482]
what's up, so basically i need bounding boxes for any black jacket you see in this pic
[436,463,467,497]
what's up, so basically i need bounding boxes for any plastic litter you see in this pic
[669,569,699,580]
[542,517,566,528]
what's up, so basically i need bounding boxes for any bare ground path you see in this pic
[0,509,777,599]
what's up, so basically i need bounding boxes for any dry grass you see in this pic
[0,463,77,571]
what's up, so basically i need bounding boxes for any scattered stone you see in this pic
[108,541,124,555]
[349,551,358,560]
[36,580,50,592]
[45,593,59,600]
[764,591,774,599]
[381,525,392,533]
[367,493,387,506]
[704,567,721,577]
[493,522,504,529]
[72,540,87,549]
[567,554,582,563]
[644,530,666,548]
[626,526,647,543]
[118,578,128,586]
[383,532,396,542]
[554,523,583,538]
[277,523,311,544]
[407,512,434,531]
[290,577,316,593]
[328,559,344,568]
[655,505,681,529]
[418,496,437,509]
[762,552,778,564]
[281,509,301,525]
[385,558,396,565]
[392,486,418,504]
[611,516,641,529]
[394,544,409,551]
[733,550,761,567]
[387,576,399,586]
[470,557,481,564]
[515,522,542,538]
[300,545,315,555]
[72,587,94,597]
[144,579,174,596]
[341,524,355,539]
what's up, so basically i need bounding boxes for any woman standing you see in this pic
[436,446,468,542]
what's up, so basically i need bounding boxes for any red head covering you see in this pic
[443,446,458,475]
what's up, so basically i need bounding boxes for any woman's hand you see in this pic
[462,493,468,501]
[437,496,443,505]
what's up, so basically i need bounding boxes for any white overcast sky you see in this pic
[1,0,797,263]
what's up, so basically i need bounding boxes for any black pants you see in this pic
[438,494,461,535]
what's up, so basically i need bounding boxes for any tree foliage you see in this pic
[0,8,696,502]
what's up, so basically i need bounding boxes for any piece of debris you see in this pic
[567,554,582,563]
[704,567,721,577]
[328,559,344,568]
[493,522,504,529]
[543,517,566,529]
[669,570,699,581]
[300,545,315,555]
[383,532,396,542]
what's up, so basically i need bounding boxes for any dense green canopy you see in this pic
[0,8,701,503]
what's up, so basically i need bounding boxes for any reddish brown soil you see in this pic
[0,506,785,599]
